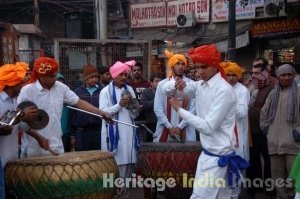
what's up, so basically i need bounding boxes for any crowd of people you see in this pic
[0,43,300,199]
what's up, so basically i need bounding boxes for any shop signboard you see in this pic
[131,2,167,28]
[250,18,300,38]
[212,0,264,22]
[166,0,209,26]
[130,0,209,28]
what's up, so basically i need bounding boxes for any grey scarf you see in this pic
[267,80,298,124]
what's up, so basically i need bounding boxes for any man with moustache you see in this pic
[99,60,140,198]
[261,64,300,198]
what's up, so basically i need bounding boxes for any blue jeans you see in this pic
[0,159,5,199]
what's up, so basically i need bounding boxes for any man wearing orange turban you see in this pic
[17,57,111,157]
[164,44,249,198]
[221,61,250,199]
[0,62,49,198]
[153,50,196,142]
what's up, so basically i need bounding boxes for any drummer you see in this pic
[0,62,49,198]
[153,50,196,142]
[17,57,111,157]
[166,44,249,199]
[99,60,139,198]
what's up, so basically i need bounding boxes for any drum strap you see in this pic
[203,149,249,187]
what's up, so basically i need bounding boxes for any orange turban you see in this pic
[165,50,187,68]
[220,61,245,80]
[0,62,29,91]
[29,57,59,83]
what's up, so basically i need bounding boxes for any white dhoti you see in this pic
[190,153,232,199]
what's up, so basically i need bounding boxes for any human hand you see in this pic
[37,134,50,150]
[22,106,38,122]
[169,97,181,111]
[99,110,113,122]
[169,127,180,137]
[175,78,186,90]
[119,95,130,107]
[0,125,13,136]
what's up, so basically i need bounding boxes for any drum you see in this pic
[5,151,119,199]
[137,142,202,199]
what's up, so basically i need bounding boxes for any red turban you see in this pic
[189,44,225,77]
[29,57,59,83]
[189,44,221,68]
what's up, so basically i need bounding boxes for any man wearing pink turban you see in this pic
[99,60,139,198]
[164,44,249,199]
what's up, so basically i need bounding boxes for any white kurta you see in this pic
[99,83,138,165]
[164,72,236,198]
[0,92,19,167]
[233,82,250,161]
[17,80,79,157]
[153,76,196,142]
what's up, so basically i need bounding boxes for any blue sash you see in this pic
[203,149,250,187]
[108,82,140,152]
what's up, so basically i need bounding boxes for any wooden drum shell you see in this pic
[5,151,118,199]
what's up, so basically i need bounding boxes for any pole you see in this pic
[67,106,138,128]
[227,0,236,61]
[33,0,39,27]
[94,0,107,66]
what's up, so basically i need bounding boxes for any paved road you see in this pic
[126,188,275,199]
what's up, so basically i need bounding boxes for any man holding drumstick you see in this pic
[17,57,111,157]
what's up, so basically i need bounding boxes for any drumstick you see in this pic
[67,106,138,128]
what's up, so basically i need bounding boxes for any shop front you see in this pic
[250,17,300,69]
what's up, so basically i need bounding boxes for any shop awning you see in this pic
[132,21,252,46]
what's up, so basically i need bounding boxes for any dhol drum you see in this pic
[5,151,118,199]
[137,142,202,199]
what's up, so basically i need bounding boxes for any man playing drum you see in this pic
[165,44,249,199]
[153,50,196,142]
[0,62,49,198]
[17,57,111,157]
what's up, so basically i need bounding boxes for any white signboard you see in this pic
[212,0,264,22]
[131,2,167,28]
[130,0,210,28]
[166,0,210,26]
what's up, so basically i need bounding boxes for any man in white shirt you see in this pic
[221,61,250,199]
[17,57,110,157]
[153,50,196,142]
[166,44,249,199]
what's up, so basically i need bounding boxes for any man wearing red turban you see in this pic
[164,44,249,198]
[17,57,111,157]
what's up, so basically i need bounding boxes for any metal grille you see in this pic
[54,38,151,90]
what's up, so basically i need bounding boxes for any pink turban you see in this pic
[109,60,136,79]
